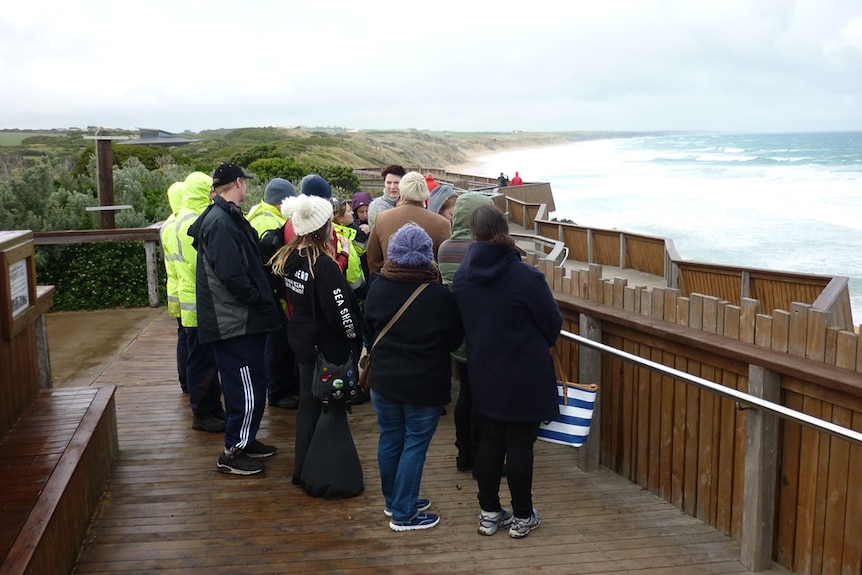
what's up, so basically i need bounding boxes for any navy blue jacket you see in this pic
[453,242,562,422]
[188,195,281,344]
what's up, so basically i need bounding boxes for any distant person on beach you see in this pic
[428,184,458,224]
[368,164,406,228]
[498,173,510,187]
[364,224,463,531]
[437,192,496,475]
[366,171,451,277]
[188,162,282,476]
[453,205,562,539]
[510,172,523,186]
[160,180,189,395]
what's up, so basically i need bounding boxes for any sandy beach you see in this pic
[446,141,569,176]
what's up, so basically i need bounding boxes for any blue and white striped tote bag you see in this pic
[537,381,598,447]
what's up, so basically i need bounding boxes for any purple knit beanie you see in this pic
[387,224,433,267]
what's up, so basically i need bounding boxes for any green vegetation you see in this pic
[0,126,633,310]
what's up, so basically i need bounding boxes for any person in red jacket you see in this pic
[510,171,523,186]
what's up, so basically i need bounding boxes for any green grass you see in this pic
[0,132,62,146]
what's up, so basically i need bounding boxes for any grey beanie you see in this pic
[264,178,296,204]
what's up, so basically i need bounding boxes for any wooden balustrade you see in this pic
[536,256,862,574]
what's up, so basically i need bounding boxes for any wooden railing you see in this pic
[541,258,862,575]
[33,226,162,308]
[509,195,853,332]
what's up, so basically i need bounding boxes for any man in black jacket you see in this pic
[188,163,282,476]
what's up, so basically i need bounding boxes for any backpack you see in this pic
[259,222,287,264]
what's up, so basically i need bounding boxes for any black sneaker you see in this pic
[193,415,225,433]
[217,449,264,475]
[245,439,277,459]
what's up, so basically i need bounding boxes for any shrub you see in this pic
[36,242,165,310]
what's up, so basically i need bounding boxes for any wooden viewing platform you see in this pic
[54,310,790,574]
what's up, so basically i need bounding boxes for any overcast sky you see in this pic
[2,0,860,134]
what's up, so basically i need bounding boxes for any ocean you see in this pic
[460,132,862,325]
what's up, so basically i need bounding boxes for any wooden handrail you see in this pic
[32,226,162,308]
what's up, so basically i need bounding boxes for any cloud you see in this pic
[1,0,860,133]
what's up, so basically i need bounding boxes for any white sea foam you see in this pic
[468,133,862,325]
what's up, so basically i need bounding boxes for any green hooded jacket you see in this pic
[437,192,494,362]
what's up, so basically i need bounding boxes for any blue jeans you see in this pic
[372,390,441,522]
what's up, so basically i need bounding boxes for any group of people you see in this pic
[159,161,562,539]
[497,171,523,187]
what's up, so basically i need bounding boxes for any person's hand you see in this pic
[339,236,350,251]
[359,224,370,234]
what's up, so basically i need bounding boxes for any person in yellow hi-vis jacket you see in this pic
[175,171,225,433]
[160,180,188,394]
[331,198,367,301]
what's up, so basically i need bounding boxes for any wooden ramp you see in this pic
[68,311,789,575]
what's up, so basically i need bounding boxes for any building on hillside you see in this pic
[118,128,199,147]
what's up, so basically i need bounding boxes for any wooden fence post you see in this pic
[144,240,159,308]
[578,313,602,472]
[741,364,780,571]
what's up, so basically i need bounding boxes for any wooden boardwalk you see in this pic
[60,310,789,575]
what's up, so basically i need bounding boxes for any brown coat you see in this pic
[367,203,452,276]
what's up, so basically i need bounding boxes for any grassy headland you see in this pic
[0,126,648,174]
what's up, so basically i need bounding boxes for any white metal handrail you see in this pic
[560,329,862,447]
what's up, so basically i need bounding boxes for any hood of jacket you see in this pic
[450,193,494,241]
[427,184,456,216]
[167,181,187,215]
[460,241,521,283]
[182,171,213,214]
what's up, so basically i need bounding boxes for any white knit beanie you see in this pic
[288,195,333,236]
[399,171,429,203]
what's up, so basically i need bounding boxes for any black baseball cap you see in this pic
[211,163,254,187]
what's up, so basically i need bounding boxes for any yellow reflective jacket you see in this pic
[176,171,213,328]
[160,181,187,318]
[333,222,366,292]
[246,201,286,238]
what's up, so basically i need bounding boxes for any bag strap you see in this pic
[552,346,599,406]
[371,283,429,351]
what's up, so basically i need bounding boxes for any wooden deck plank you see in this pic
[63,311,791,574]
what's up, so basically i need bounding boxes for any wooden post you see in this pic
[95,138,116,230]
[144,240,159,308]
[578,313,602,472]
[83,133,128,230]
[741,365,780,571]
